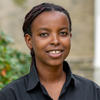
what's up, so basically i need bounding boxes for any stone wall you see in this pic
[0,0,94,60]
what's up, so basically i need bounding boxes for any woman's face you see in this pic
[25,11,72,67]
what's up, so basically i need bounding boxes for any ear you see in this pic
[24,34,33,50]
[70,33,72,38]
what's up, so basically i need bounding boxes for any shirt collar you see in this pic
[26,64,40,91]
[26,61,76,91]
[63,61,75,88]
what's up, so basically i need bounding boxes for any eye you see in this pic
[39,33,49,37]
[59,32,68,36]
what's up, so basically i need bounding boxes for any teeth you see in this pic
[49,50,61,54]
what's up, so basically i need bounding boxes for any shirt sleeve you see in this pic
[94,82,100,100]
[97,87,100,100]
[0,88,16,100]
[0,91,6,100]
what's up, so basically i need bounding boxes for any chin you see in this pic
[46,59,64,67]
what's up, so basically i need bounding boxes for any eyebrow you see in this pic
[59,27,69,31]
[38,28,50,31]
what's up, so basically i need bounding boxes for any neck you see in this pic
[35,61,65,83]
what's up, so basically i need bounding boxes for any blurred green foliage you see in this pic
[0,31,31,89]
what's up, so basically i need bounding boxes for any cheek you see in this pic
[61,38,71,48]
[63,38,71,58]
[31,37,48,52]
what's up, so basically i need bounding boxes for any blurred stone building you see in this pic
[0,0,94,61]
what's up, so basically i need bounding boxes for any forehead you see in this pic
[31,11,69,28]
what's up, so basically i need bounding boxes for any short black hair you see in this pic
[22,2,72,36]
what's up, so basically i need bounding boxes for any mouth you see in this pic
[46,49,64,58]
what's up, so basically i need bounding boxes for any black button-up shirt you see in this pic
[0,61,100,100]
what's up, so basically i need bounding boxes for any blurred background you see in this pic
[0,0,100,89]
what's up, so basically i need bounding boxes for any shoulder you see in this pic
[73,74,100,88]
[73,74,100,97]
[1,74,28,90]
[0,74,28,100]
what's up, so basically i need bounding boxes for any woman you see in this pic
[0,3,100,100]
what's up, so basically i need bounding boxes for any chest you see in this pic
[14,87,96,100]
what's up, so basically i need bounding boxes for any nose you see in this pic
[50,34,60,46]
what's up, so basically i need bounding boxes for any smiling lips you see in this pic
[46,50,64,58]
